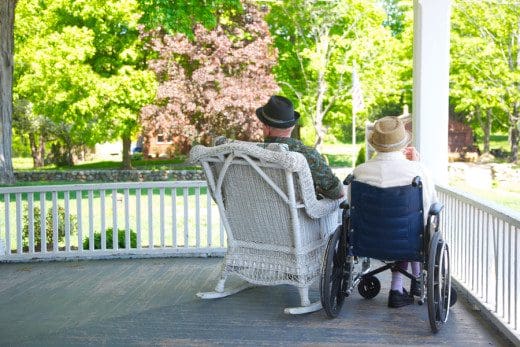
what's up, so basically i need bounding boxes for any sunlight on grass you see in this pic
[12,158,35,170]
[449,182,520,212]
[12,155,196,171]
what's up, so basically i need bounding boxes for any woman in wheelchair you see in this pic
[320,116,456,332]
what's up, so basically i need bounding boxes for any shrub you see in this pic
[22,205,78,250]
[83,228,137,250]
[131,152,144,161]
[355,145,366,167]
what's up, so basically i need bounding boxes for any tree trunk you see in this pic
[0,0,17,184]
[313,78,327,150]
[28,133,44,168]
[483,109,491,154]
[510,104,519,163]
[121,135,133,170]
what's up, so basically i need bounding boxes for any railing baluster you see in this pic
[207,191,212,247]
[160,188,165,248]
[458,199,463,278]
[28,193,34,254]
[493,217,500,314]
[463,202,468,284]
[477,209,486,298]
[52,191,58,253]
[88,190,94,252]
[124,189,130,250]
[4,194,10,255]
[183,187,189,248]
[112,190,118,250]
[64,191,70,252]
[101,190,106,251]
[470,205,476,293]
[513,227,520,332]
[148,188,153,249]
[508,224,512,324]
[502,220,507,320]
[40,192,46,253]
[136,188,142,250]
[16,193,22,254]
[195,187,200,248]
[485,212,490,304]
[172,188,177,248]
[76,190,83,253]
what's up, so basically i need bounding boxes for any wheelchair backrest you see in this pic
[349,178,424,261]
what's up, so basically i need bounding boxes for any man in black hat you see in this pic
[256,95,344,200]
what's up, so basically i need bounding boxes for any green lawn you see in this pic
[449,182,520,212]
[13,155,198,171]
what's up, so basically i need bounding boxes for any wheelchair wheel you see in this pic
[450,286,457,307]
[357,276,381,299]
[427,232,451,333]
[320,226,349,318]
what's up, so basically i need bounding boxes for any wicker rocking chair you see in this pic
[189,140,343,314]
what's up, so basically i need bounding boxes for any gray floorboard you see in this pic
[0,258,514,346]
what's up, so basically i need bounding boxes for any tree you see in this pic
[12,99,56,168]
[137,0,242,37]
[0,0,17,184]
[265,0,407,148]
[140,2,278,153]
[14,0,155,168]
[450,1,520,162]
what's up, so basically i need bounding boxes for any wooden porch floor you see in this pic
[0,257,514,346]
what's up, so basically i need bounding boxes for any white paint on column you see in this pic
[412,0,451,184]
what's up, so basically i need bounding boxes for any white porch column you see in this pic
[412,0,451,184]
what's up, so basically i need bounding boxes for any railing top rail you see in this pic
[0,180,207,194]
[436,184,520,227]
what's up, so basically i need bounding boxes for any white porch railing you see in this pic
[437,185,520,344]
[0,181,226,261]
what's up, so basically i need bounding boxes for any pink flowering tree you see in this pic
[140,2,278,155]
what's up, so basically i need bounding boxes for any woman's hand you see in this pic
[403,146,420,161]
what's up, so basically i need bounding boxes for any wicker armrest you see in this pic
[303,196,345,219]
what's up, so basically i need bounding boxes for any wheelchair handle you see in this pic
[339,201,349,210]
[343,174,354,186]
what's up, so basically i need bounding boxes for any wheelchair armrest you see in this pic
[428,202,444,216]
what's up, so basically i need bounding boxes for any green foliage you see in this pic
[11,129,31,157]
[131,152,144,161]
[82,228,137,250]
[22,205,78,249]
[14,0,156,167]
[324,154,352,168]
[450,1,520,160]
[382,0,411,37]
[265,0,411,145]
[355,145,366,166]
[137,0,242,37]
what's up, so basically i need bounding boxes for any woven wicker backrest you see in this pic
[190,141,327,249]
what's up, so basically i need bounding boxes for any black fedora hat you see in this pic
[255,95,300,129]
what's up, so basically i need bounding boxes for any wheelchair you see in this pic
[320,175,457,333]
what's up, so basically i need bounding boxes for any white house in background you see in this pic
[94,142,123,160]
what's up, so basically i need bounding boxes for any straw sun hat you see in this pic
[368,116,412,152]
